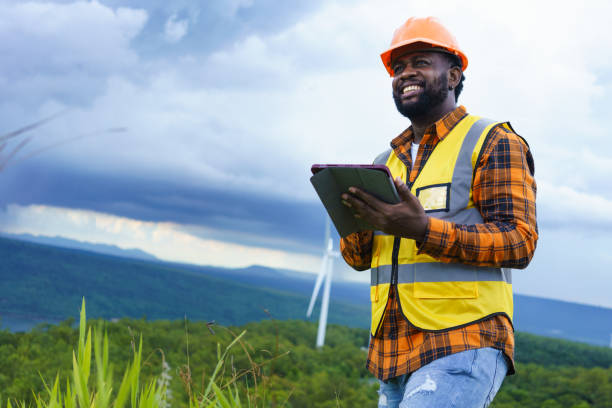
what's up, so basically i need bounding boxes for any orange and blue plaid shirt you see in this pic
[340,106,538,381]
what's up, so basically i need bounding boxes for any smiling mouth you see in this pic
[402,84,423,95]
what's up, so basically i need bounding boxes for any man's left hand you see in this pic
[341,177,429,241]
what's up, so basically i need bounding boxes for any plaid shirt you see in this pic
[340,106,538,381]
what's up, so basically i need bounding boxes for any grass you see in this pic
[2,299,287,408]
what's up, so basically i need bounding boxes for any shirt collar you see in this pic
[391,105,468,148]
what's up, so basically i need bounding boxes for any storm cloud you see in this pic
[1,0,612,305]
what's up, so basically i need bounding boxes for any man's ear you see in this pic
[448,66,462,90]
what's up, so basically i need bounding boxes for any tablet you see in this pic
[310,164,400,237]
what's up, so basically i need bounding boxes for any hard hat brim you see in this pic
[381,39,468,76]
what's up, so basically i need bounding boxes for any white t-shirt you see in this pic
[411,143,419,169]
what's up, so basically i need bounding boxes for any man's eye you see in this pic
[392,65,404,75]
[415,60,428,66]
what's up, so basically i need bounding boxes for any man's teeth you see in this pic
[402,85,421,94]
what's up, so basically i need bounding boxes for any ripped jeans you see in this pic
[377,347,508,408]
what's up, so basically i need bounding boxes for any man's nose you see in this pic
[396,65,417,80]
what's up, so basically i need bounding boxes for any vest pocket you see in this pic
[413,265,479,299]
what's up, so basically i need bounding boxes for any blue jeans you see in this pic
[377,347,508,408]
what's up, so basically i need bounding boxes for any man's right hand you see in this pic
[342,177,429,241]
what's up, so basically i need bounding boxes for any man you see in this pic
[340,17,537,407]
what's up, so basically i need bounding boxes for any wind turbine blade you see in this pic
[306,252,328,318]
[307,215,334,318]
[316,255,333,348]
[324,216,331,247]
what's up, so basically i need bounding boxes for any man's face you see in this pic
[391,51,451,119]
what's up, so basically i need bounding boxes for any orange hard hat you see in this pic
[380,17,468,76]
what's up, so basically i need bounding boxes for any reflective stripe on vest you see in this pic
[369,115,514,336]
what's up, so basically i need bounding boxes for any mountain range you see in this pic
[0,232,158,261]
[1,234,611,347]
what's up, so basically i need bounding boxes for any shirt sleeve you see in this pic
[417,125,538,268]
[340,230,374,271]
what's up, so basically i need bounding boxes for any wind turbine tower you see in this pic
[306,216,340,348]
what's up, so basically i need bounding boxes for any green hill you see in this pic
[2,235,612,348]
[0,236,369,329]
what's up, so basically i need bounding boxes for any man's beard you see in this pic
[393,75,449,119]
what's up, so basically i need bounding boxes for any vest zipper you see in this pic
[391,181,410,286]
[391,237,401,285]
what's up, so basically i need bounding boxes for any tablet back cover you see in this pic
[310,166,399,237]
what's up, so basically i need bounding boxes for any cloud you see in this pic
[4,0,612,203]
[517,227,612,308]
[94,0,326,58]
[163,14,188,43]
[1,0,612,307]
[0,1,147,107]
[537,146,612,197]
[0,203,322,272]
[0,160,328,253]
[2,1,609,208]
[537,181,612,230]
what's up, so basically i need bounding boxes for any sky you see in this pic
[1,0,611,308]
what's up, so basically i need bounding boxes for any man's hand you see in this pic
[341,177,429,241]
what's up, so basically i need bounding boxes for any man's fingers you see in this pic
[342,191,370,213]
[342,191,380,224]
[394,176,414,202]
[347,186,385,211]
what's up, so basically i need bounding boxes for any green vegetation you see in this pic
[0,308,376,407]
[514,332,612,368]
[24,299,167,408]
[1,310,612,407]
[1,300,250,408]
[0,237,369,329]
[493,364,612,408]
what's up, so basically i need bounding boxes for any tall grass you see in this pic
[2,299,167,408]
[1,300,285,408]
[182,324,290,408]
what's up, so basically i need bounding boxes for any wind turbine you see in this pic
[306,216,340,348]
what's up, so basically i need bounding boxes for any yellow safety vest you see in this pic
[370,115,514,336]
